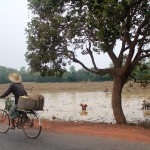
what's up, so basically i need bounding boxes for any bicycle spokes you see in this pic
[0,109,10,133]
[22,112,41,138]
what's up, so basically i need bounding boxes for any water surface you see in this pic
[0,91,149,123]
[40,91,150,123]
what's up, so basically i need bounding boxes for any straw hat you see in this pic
[8,73,22,83]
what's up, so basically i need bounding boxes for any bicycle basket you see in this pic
[5,98,14,111]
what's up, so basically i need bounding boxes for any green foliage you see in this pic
[0,65,112,83]
[130,60,150,87]
[0,66,17,83]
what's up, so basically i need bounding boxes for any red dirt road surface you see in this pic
[42,120,150,144]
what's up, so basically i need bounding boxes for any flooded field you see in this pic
[38,90,150,124]
[0,82,149,124]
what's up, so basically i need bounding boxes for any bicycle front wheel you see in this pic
[22,111,41,138]
[0,109,10,133]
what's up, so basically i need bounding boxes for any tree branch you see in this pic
[133,17,149,47]
[133,24,149,63]
[107,50,118,67]
[86,41,98,70]
[67,50,112,75]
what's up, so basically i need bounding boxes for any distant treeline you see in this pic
[0,66,113,83]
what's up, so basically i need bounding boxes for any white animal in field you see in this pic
[142,100,150,110]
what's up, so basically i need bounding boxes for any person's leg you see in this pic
[9,104,18,129]
[10,119,15,129]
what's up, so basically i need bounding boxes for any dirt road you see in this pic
[42,120,150,144]
[0,128,150,150]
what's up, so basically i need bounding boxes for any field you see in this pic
[0,81,150,143]
[0,81,149,94]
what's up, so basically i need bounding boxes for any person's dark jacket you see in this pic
[0,83,27,104]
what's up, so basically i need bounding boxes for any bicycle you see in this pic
[0,98,42,138]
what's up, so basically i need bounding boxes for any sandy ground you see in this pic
[0,81,150,143]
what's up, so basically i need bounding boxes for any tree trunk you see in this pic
[112,76,126,124]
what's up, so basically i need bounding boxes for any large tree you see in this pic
[26,0,150,124]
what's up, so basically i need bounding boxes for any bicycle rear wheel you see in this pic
[0,109,10,133]
[22,111,41,138]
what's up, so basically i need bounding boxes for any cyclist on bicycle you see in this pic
[0,73,27,129]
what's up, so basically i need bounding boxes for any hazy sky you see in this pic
[0,0,112,71]
[0,0,29,70]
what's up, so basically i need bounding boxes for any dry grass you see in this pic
[0,81,149,95]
